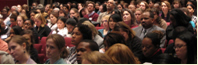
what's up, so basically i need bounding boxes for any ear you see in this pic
[22,42,27,50]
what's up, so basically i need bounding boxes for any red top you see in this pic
[84,13,99,21]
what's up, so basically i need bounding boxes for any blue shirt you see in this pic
[44,58,67,64]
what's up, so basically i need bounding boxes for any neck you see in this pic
[163,11,168,17]
[89,11,93,14]
[144,25,153,29]
[181,58,187,64]
[104,27,109,31]
[18,53,29,64]
[50,56,60,64]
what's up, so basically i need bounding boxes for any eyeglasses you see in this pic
[173,45,186,49]
[102,20,107,23]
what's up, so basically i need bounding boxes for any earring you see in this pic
[24,51,26,53]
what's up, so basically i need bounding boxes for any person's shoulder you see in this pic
[133,26,142,30]
[154,25,165,31]
[44,59,50,64]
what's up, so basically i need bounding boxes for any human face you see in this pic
[173,3,179,8]
[140,2,146,11]
[108,18,116,30]
[78,4,83,10]
[34,18,42,27]
[30,12,35,20]
[45,5,50,12]
[71,27,83,46]
[87,4,94,12]
[57,20,65,29]
[161,3,168,12]
[120,29,128,41]
[70,10,78,18]
[141,37,158,57]
[99,5,103,12]
[135,11,142,21]
[128,5,136,12]
[153,12,158,21]
[141,12,153,29]
[23,20,32,30]
[46,38,61,59]
[95,3,100,9]
[123,11,132,24]
[106,0,114,10]
[10,18,16,26]
[117,5,122,11]
[8,41,26,61]
[21,10,26,15]
[102,18,108,29]
[59,11,65,17]
[50,14,57,24]
[82,59,92,64]
[17,16,24,27]
[77,42,92,64]
[174,38,187,60]
[22,34,31,46]
[66,24,75,33]
[149,1,154,8]
[187,6,194,15]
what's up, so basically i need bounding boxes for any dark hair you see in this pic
[66,18,77,26]
[122,9,136,25]
[187,0,197,8]
[112,9,122,17]
[117,4,123,9]
[109,14,122,22]
[103,31,126,49]
[46,34,69,58]
[152,53,177,64]
[75,24,92,40]
[144,30,164,48]
[170,9,190,27]
[59,9,67,17]
[25,19,34,26]
[151,8,162,24]
[20,30,35,44]
[77,17,90,25]
[10,14,17,21]
[79,39,99,51]
[50,11,59,19]
[102,4,107,12]
[58,16,67,24]
[9,35,30,53]
[176,31,197,64]
[79,8,86,17]
[12,26,23,35]
[144,10,154,18]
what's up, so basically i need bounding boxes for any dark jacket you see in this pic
[30,45,40,64]
[34,25,51,39]
[139,49,162,63]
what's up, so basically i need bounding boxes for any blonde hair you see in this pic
[34,13,46,27]
[161,1,171,10]
[105,43,141,64]
[82,21,98,36]
[101,15,110,24]
[82,51,113,64]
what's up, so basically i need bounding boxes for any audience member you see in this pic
[122,9,138,28]
[151,8,167,30]
[47,12,58,31]
[0,51,15,64]
[98,15,110,37]
[65,18,77,34]
[52,17,70,37]
[83,1,99,22]
[161,1,171,22]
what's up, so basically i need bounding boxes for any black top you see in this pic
[139,49,162,63]
[34,25,51,39]
[30,45,40,64]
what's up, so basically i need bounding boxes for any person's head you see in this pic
[69,8,79,18]
[77,40,99,64]
[103,31,125,51]
[170,9,190,27]
[186,0,197,8]
[106,0,115,11]
[139,1,149,11]
[105,43,141,64]
[21,30,34,46]
[32,2,37,7]
[172,0,181,9]
[95,2,100,10]
[34,13,46,27]
[8,35,30,61]
[142,30,163,58]
[111,9,121,16]
[79,8,87,18]
[57,17,67,29]
[128,4,136,12]
[113,22,135,41]
[46,34,69,60]
[141,11,154,29]
[152,53,177,64]
[150,8,161,24]
[82,21,98,37]
[161,1,171,12]
[108,14,122,30]
[122,9,136,26]
[135,8,143,22]
[17,15,26,27]
[86,1,95,13]
[99,4,107,12]
[186,4,195,16]
[45,4,51,12]
[71,24,92,46]
[1,8,8,16]
[66,18,77,33]
[20,9,27,15]
[148,0,155,8]
[23,19,34,30]
[101,15,110,29]
[78,3,84,10]
[30,10,39,21]
[117,4,123,11]
[0,51,15,64]
[50,12,59,24]
[0,19,5,30]
[81,51,113,64]
[174,31,196,63]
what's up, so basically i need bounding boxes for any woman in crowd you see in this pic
[180,7,196,29]
[174,31,197,64]
[52,17,70,37]
[8,35,36,64]
[172,0,181,9]
[21,30,40,63]
[117,4,123,12]
[81,51,113,64]
[134,8,143,25]
[65,18,77,35]
[105,43,141,64]
[59,9,68,18]
[97,4,107,15]
[30,10,38,21]
[65,24,92,64]
[69,8,80,19]
[139,1,149,11]
[161,1,171,22]
[79,8,87,18]
[108,14,122,31]
[113,22,142,60]
[98,15,110,38]
[17,14,27,28]
[47,12,58,31]
[34,13,51,38]
[44,34,69,64]
[186,4,197,24]
[122,9,138,28]
[151,8,167,30]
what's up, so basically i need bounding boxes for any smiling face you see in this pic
[8,41,26,61]
[174,38,187,60]
[77,42,91,64]
[46,38,61,59]
[71,27,83,46]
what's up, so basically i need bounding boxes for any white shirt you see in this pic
[52,27,71,37]
[47,23,57,31]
